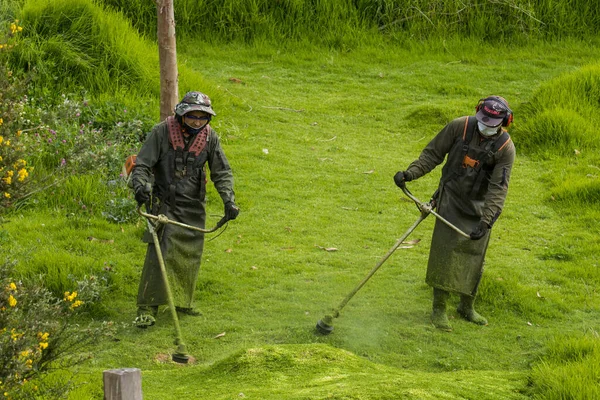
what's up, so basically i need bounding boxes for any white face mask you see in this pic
[477,122,501,137]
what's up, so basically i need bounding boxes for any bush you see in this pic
[0,20,33,209]
[0,260,115,399]
[1,16,154,216]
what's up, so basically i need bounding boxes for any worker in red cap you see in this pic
[394,96,515,331]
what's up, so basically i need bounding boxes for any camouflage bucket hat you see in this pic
[174,91,216,117]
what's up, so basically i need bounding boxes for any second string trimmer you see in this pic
[315,185,469,335]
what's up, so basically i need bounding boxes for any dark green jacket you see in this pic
[132,119,235,308]
[406,116,515,295]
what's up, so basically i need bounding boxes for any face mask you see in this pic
[478,122,500,137]
[184,123,206,135]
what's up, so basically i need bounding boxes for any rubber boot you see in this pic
[431,288,452,331]
[176,306,202,316]
[457,295,488,326]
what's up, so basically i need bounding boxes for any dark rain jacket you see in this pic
[406,116,515,296]
[131,118,235,308]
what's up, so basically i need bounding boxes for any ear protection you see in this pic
[476,96,514,127]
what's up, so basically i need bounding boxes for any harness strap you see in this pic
[469,130,511,196]
[167,116,210,156]
[167,116,185,151]
[165,116,211,207]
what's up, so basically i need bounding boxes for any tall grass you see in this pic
[10,0,226,108]
[13,0,159,95]
[514,64,600,155]
[100,0,600,45]
[509,63,600,208]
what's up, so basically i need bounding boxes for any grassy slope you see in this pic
[3,39,600,398]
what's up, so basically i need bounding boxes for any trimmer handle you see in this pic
[400,184,470,239]
[215,215,229,229]
[137,205,228,233]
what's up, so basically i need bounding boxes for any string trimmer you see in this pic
[138,206,228,363]
[315,184,469,335]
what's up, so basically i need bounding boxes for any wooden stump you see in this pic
[103,368,143,400]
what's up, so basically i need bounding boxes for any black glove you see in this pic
[134,183,150,206]
[393,171,412,188]
[470,221,490,240]
[224,202,239,221]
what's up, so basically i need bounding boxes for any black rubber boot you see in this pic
[176,306,202,316]
[457,295,488,326]
[431,288,452,331]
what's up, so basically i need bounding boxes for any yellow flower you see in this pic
[38,332,49,341]
[0,136,3,145]
[8,282,16,291]
[3,140,9,147]
[16,130,22,137]
[3,193,9,199]
[64,291,78,302]
[8,295,16,307]
[9,23,21,34]
[10,329,22,341]
[0,156,2,162]
[0,118,3,125]
[71,300,83,309]
[39,342,48,350]
[17,168,28,182]
[19,350,31,357]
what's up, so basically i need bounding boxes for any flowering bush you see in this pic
[0,260,115,399]
[0,20,33,209]
[0,19,154,216]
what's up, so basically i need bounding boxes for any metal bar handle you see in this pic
[137,206,228,233]
[401,185,470,239]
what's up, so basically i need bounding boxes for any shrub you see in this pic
[0,260,115,399]
[0,20,34,209]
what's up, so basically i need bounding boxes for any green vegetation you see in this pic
[103,0,600,44]
[1,0,599,398]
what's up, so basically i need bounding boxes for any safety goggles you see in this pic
[185,114,211,121]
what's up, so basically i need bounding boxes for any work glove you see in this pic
[470,221,490,240]
[134,183,151,206]
[224,201,240,221]
[393,171,412,188]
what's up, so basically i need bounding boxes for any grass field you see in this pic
[2,35,600,398]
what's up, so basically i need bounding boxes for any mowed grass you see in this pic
[3,38,600,398]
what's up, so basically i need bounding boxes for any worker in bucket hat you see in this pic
[131,91,239,327]
[394,96,515,331]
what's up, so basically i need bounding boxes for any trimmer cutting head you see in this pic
[315,315,334,335]
[171,343,190,364]
[172,352,189,364]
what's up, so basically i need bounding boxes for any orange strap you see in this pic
[124,155,137,176]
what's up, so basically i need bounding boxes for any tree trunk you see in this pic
[156,0,178,121]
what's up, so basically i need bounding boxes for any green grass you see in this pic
[2,0,600,396]
[3,37,600,398]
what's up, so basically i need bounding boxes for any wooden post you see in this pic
[156,0,179,121]
[103,368,143,400]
